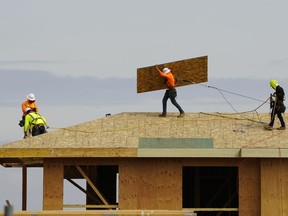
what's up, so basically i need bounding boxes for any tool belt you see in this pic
[168,86,177,98]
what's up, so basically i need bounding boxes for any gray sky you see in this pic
[1,0,288,211]
[1,0,288,79]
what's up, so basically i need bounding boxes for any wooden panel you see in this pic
[182,158,241,166]
[118,159,138,209]
[137,56,208,93]
[119,159,182,210]
[156,159,182,210]
[43,159,64,210]
[136,159,158,209]
[12,209,197,216]
[261,159,288,216]
[238,159,260,216]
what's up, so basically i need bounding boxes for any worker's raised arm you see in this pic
[155,65,161,73]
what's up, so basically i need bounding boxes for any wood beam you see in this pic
[22,165,27,211]
[75,165,109,205]
[0,148,137,158]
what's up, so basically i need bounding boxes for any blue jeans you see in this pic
[162,89,184,114]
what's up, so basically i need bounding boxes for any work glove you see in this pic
[23,132,28,139]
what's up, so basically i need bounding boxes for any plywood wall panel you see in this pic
[261,159,288,216]
[238,159,260,216]
[136,159,158,209]
[119,159,182,210]
[156,159,182,210]
[118,159,138,209]
[137,56,208,93]
[43,159,64,210]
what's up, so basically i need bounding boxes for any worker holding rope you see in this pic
[264,80,286,130]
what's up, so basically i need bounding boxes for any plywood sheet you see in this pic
[156,159,182,210]
[43,159,64,210]
[137,56,208,93]
[238,159,260,216]
[119,159,182,210]
[118,159,138,209]
[261,159,288,216]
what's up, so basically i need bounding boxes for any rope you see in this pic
[49,80,272,133]
[183,79,270,126]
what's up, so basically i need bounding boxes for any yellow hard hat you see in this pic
[270,80,278,89]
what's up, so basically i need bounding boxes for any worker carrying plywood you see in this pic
[264,80,286,130]
[19,93,39,127]
[156,65,185,118]
[23,107,48,139]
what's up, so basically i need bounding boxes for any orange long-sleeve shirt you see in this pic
[21,100,38,116]
[159,71,175,89]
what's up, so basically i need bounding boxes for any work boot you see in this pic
[177,112,185,118]
[264,125,273,130]
[159,113,167,117]
[277,126,286,130]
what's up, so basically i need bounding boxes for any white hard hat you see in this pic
[162,68,171,74]
[27,93,36,101]
[25,107,32,113]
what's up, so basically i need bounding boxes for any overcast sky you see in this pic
[1,0,288,211]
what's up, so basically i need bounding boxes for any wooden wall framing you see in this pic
[261,159,288,216]
[43,159,64,210]
[39,157,288,215]
[118,158,182,210]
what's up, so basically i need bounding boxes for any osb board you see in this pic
[3,112,288,154]
[238,159,260,216]
[137,56,208,93]
[118,159,182,210]
[43,159,64,210]
[261,159,288,216]
[118,159,138,209]
[156,159,182,210]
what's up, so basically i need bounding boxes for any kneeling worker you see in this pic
[24,107,48,139]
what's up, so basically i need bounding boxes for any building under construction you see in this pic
[0,111,288,216]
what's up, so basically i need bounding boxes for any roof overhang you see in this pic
[1,147,288,167]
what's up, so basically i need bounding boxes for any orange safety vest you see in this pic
[21,100,38,116]
[159,72,176,89]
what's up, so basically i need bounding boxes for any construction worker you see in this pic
[264,80,286,130]
[22,93,38,116]
[156,65,185,118]
[24,107,48,139]
[19,93,39,127]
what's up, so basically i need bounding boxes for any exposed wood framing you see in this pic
[43,159,64,210]
[22,165,27,211]
[118,159,182,210]
[65,178,98,204]
[75,165,109,206]
[63,204,118,209]
[11,209,198,216]
[261,159,288,216]
[238,159,261,216]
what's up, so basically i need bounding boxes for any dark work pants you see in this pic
[269,108,285,127]
[32,125,47,136]
[162,90,184,114]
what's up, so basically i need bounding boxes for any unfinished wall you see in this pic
[261,158,288,216]
[238,159,261,216]
[118,158,182,209]
[43,159,64,210]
